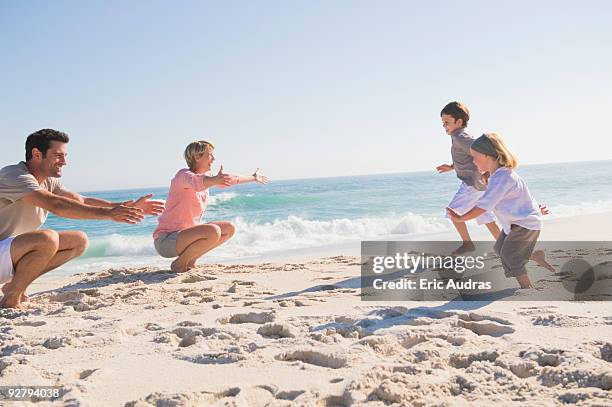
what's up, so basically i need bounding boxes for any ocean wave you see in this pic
[79,212,452,260]
[81,234,158,259]
[77,199,612,262]
[207,192,239,206]
[218,213,451,256]
[544,199,612,219]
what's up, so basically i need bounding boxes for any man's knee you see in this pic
[36,230,60,252]
[73,231,89,256]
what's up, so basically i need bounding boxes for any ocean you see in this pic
[45,160,612,275]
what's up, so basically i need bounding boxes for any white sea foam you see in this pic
[69,199,612,272]
[79,212,451,261]
[544,199,612,219]
[207,192,239,205]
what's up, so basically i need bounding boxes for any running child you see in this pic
[447,133,547,288]
[436,101,499,254]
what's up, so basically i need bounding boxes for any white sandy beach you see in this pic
[1,212,611,406]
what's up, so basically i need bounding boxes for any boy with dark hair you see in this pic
[437,101,499,254]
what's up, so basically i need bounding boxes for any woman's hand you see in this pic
[252,168,269,184]
[213,165,234,186]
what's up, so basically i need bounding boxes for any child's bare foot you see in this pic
[452,241,475,256]
[530,250,556,272]
[170,259,192,273]
[515,274,534,289]
[1,283,24,309]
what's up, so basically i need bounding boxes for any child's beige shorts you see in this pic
[493,225,540,278]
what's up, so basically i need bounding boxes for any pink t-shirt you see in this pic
[153,169,237,239]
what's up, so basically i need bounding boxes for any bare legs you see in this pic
[1,230,89,309]
[451,220,500,255]
[170,221,236,273]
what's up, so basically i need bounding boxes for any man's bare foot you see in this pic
[170,259,192,273]
[530,250,556,272]
[452,241,475,256]
[1,283,24,309]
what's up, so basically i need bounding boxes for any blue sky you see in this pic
[1,1,611,191]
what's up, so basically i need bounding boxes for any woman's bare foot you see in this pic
[186,260,197,269]
[530,250,556,272]
[170,259,192,273]
[452,241,475,256]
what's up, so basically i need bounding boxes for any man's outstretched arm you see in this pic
[58,190,164,215]
[22,190,144,224]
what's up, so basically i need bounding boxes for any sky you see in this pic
[1,0,611,191]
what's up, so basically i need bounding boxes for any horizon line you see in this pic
[76,157,612,195]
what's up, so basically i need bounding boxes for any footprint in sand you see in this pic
[275,349,348,369]
[456,319,515,337]
[43,336,72,350]
[257,323,296,339]
[181,273,217,283]
[224,311,276,324]
[78,368,98,380]
[449,350,499,369]
[599,342,612,362]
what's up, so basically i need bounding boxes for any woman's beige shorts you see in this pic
[154,231,180,258]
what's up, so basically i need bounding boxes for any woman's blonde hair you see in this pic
[484,133,518,169]
[184,140,215,171]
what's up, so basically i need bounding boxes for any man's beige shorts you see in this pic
[0,237,15,285]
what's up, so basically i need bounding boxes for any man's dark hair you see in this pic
[440,101,470,127]
[25,129,70,161]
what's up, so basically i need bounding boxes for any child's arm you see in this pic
[436,163,454,173]
[446,206,486,222]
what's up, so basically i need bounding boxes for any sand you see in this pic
[1,212,611,406]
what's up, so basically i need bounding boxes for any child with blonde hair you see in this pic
[153,140,268,272]
[447,133,548,289]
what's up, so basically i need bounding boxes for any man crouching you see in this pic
[0,129,164,308]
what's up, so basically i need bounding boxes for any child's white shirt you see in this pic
[476,167,542,234]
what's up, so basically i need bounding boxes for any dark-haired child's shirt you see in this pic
[450,128,486,191]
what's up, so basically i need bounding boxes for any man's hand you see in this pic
[539,204,550,215]
[436,164,454,173]
[127,194,165,216]
[252,168,269,184]
[108,205,144,224]
[212,165,233,186]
